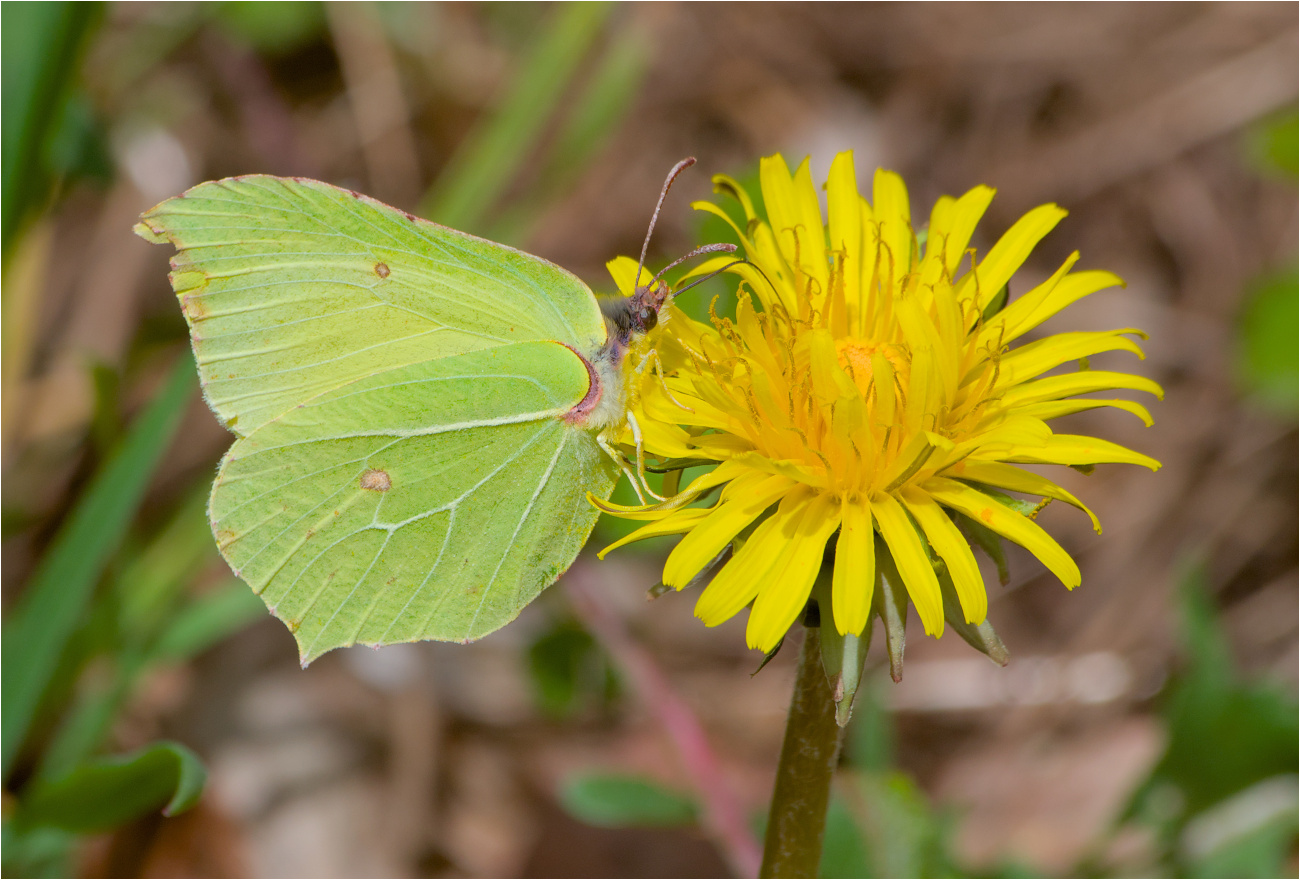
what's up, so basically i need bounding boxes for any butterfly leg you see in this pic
[625,410,665,502]
[596,430,647,505]
[645,350,693,413]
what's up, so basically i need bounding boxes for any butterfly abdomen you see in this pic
[560,340,627,432]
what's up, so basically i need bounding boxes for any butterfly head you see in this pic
[601,240,737,347]
[602,282,663,338]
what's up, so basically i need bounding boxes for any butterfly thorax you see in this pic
[599,293,657,339]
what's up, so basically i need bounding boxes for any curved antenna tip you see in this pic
[636,158,700,286]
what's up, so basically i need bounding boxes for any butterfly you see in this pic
[135,159,731,664]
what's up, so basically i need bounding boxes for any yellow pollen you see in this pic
[835,341,876,384]
[835,339,911,403]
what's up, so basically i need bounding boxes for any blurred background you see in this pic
[2,2,1296,877]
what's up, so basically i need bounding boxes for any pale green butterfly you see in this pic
[135,159,733,664]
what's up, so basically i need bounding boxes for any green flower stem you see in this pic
[760,624,843,878]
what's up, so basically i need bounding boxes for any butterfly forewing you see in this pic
[135,175,608,435]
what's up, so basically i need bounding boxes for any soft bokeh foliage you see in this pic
[2,4,1294,877]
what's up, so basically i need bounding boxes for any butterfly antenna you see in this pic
[635,157,697,289]
[669,258,773,300]
[651,243,737,288]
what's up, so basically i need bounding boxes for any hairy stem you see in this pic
[760,625,842,878]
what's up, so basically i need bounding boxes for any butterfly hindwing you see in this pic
[211,342,620,662]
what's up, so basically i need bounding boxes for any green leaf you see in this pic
[541,23,648,182]
[819,795,872,878]
[1154,570,1298,815]
[527,618,613,718]
[42,91,112,186]
[833,770,960,878]
[0,1,101,262]
[1247,107,1299,180]
[559,772,699,828]
[217,0,324,55]
[843,679,893,773]
[34,676,133,788]
[1236,265,1299,417]
[16,741,206,833]
[36,494,252,785]
[1181,775,1299,878]
[418,2,612,233]
[0,823,75,879]
[1,355,194,779]
[1121,565,1298,868]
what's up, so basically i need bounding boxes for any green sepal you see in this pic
[642,457,720,474]
[646,582,673,600]
[937,570,1009,666]
[814,568,874,727]
[873,535,910,683]
[752,636,785,676]
[649,541,732,602]
[14,741,206,833]
[976,485,1040,517]
[921,515,1011,668]
[955,511,1010,586]
[982,283,1010,321]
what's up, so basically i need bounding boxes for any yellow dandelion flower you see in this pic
[597,151,1162,655]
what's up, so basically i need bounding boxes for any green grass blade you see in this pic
[417,2,611,234]
[113,487,215,643]
[148,581,266,664]
[0,1,100,263]
[1,355,195,780]
[35,582,263,785]
[487,19,650,244]
[543,21,648,186]
[34,672,135,786]
[36,489,241,783]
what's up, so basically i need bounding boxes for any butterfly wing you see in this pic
[136,177,619,660]
[134,175,608,434]
[212,342,619,663]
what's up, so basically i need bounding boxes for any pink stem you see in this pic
[565,571,762,879]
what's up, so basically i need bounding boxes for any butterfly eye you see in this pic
[638,306,658,331]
